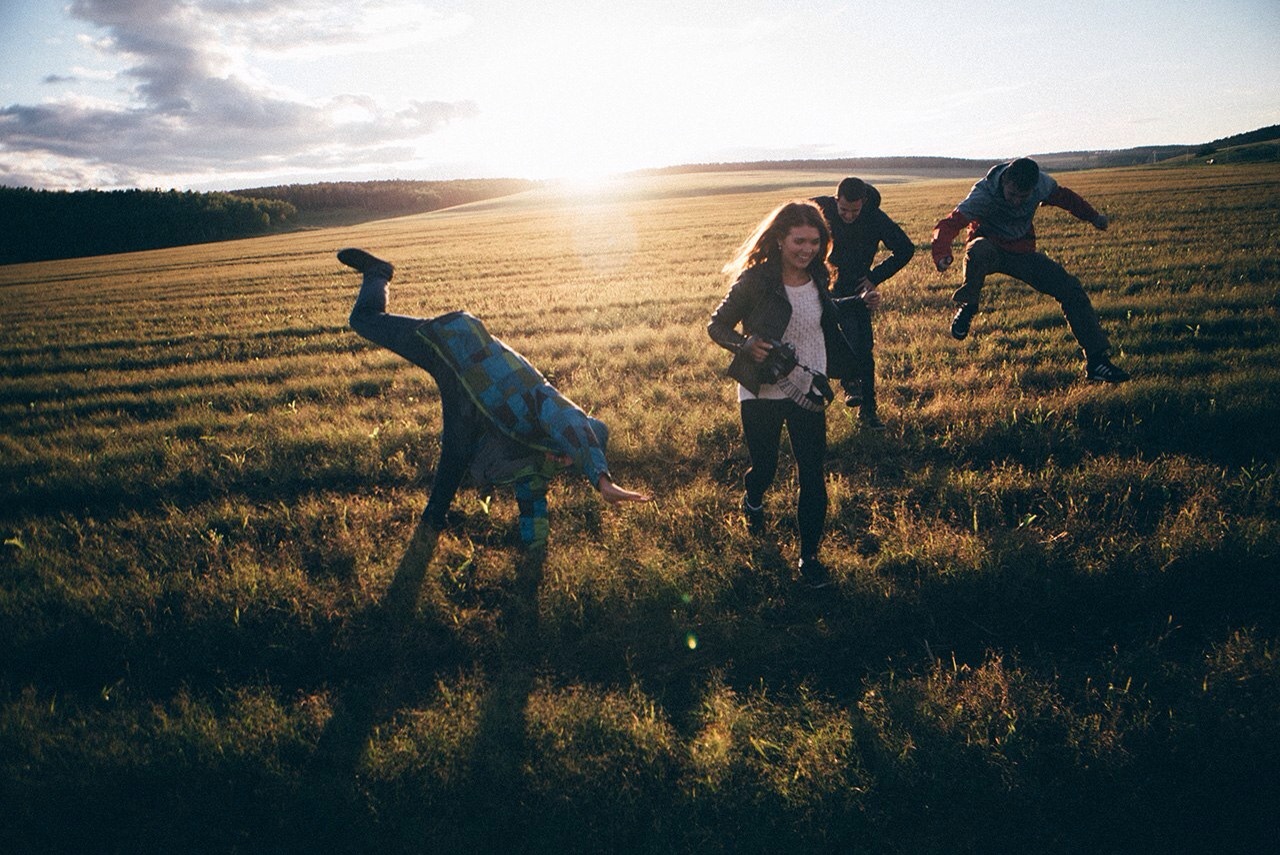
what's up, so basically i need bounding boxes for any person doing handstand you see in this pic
[340,247,649,553]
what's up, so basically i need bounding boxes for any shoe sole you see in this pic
[337,248,394,276]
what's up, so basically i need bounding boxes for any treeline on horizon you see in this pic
[637,155,998,176]
[0,188,297,265]
[227,177,540,219]
[0,178,540,265]
[644,124,1280,177]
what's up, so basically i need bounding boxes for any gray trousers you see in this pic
[348,272,480,526]
[954,237,1111,358]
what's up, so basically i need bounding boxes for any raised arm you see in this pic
[1045,185,1107,229]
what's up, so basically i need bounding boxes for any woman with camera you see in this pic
[708,201,858,587]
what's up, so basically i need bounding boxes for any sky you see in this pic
[1,0,1277,191]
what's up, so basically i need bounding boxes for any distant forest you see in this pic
[0,178,539,265]
[644,125,1280,176]
[228,178,538,220]
[0,188,296,265]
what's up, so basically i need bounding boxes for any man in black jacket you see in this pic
[812,177,915,429]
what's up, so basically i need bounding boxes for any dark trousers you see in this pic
[348,272,480,527]
[955,237,1111,358]
[835,298,876,415]
[740,399,828,558]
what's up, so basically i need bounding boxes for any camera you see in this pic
[757,339,798,383]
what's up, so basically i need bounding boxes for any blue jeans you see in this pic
[348,272,481,527]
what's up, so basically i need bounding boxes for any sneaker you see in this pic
[337,248,395,280]
[950,303,977,340]
[844,391,862,408]
[798,555,831,588]
[1086,357,1130,384]
[742,495,765,536]
[861,411,886,432]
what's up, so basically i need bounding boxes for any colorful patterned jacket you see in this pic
[416,311,611,548]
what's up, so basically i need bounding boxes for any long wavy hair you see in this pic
[722,200,833,282]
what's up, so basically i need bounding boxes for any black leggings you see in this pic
[740,398,828,558]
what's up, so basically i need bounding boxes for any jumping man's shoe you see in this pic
[950,303,978,340]
[1086,357,1130,384]
[337,248,395,280]
[798,555,831,589]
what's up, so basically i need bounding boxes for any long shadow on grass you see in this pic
[299,530,547,850]
[301,527,457,845]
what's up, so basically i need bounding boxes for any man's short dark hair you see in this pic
[1004,158,1040,191]
[837,177,868,202]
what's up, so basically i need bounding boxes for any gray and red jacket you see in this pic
[931,161,1101,264]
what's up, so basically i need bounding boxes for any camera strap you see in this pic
[777,363,834,412]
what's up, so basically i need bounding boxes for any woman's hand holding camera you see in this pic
[743,335,773,363]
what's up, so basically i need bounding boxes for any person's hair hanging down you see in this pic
[723,200,835,281]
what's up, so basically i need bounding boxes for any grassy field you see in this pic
[2,163,1278,853]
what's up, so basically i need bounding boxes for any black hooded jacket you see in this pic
[811,184,915,297]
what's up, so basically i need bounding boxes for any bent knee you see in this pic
[348,304,380,332]
[963,238,999,266]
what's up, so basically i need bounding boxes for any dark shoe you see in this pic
[950,303,977,340]
[1086,357,1130,384]
[742,495,765,536]
[798,555,831,588]
[861,411,886,431]
[337,248,394,280]
[842,381,862,408]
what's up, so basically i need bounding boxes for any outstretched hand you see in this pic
[935,255,953,273]
[598,477,652,504]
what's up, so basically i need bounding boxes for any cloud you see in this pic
[0,0,477,189]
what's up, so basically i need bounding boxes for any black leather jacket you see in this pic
[707,263,857,394]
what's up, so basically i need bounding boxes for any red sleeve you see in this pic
[931,209,971,264]
[1044,185,1100,224]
